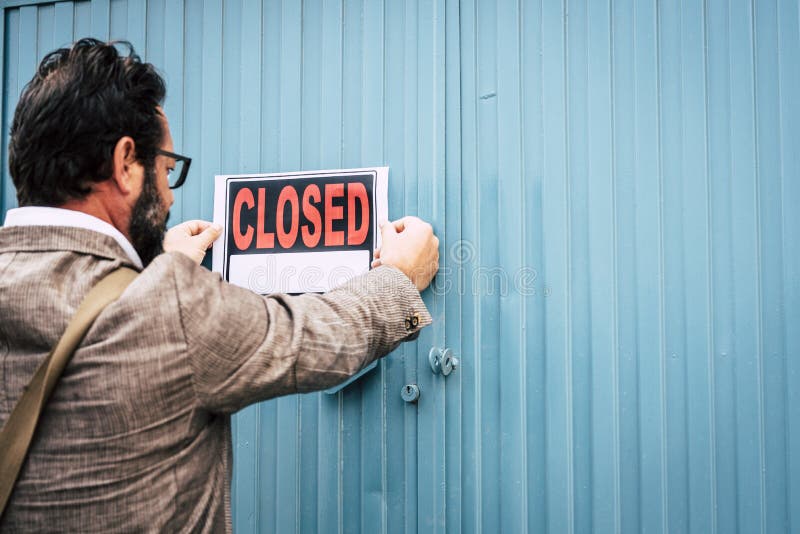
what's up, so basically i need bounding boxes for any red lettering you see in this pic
[324,183,345,246]
[256,188,274,248]
[347,183,369,246]
[233,188,255,250]
[276,186,299,249]
[302,184,322,248]
[235,180,372,252]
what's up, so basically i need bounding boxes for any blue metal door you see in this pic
[2,1,799,533]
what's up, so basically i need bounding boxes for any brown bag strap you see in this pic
[0,267,138,517]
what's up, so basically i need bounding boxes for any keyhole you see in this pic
[401,384,420,402]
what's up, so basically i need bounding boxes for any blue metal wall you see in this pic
[2,1,799,533]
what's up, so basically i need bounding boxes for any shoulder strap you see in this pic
[0,267,138,517]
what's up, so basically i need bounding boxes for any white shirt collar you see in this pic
[3,206,144,269]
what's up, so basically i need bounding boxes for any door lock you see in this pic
[401,384,420,403]
[429,347,459,376]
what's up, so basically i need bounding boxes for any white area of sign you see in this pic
[228,250,370,294]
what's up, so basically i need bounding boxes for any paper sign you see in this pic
[212,168,388,294]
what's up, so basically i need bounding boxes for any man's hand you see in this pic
[371,216,439,291]
[163,220,222,265]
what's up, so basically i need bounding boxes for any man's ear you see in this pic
[111,136,140,195]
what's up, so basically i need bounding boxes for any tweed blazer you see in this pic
[0,225,431,532]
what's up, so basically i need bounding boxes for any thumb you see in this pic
[380,220,399,244]
[197,223,223,249]
[391,218,408,233]
[183,220,208,235]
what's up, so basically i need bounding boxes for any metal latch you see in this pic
[429,347,459,376]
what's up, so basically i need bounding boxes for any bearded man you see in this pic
[0,39,438,531]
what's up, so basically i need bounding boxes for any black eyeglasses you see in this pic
[156,149,192,189]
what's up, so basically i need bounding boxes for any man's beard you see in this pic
[129,165,169,267]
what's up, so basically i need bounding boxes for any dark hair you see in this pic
[8,38,166,206]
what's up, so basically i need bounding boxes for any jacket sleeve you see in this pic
[168,252,431,413]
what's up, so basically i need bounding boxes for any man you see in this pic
[0,39,438,531]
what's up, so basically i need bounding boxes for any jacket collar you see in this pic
[3,206,143,268]
[0,225,142,271]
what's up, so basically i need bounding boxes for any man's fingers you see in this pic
[163,221,221,265]
[380,217,419,240]
[371,246,382,269]
[179,219,213,236]
[391,218,407,232]
[375,214,439,291]
[380,220,399,242]
[196,224,222,249]
[391,216,432,234]
[179,220,204,234]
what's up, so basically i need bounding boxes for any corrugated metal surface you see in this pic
[1,1,798,533]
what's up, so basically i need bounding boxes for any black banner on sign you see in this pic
[222,172,377,281]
